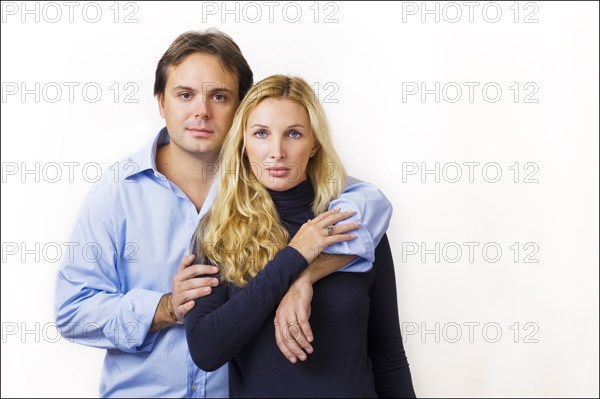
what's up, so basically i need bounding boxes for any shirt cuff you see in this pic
[102,288,164,353]
[324,223,374,263]
[323,219,375,273]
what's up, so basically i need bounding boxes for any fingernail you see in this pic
[289,358,296,363]
[307,336,313,342]
[299,355,306,361]
[204,287,211,293]
[212,266,219,272]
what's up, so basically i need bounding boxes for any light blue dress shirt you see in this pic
[55,128,392,397]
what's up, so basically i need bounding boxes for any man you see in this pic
[55,29,392,397]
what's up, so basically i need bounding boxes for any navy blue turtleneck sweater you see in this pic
[185,180,415,398]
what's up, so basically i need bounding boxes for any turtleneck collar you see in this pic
[267,179,314,219]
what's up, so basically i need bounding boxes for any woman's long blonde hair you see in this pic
[195,75,346,286]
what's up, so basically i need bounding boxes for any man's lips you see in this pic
[186,127,214,137]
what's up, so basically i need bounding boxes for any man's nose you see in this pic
[194,97,210,119]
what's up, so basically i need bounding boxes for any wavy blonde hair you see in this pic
[194,75,347,286]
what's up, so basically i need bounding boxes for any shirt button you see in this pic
[191,384,197,391]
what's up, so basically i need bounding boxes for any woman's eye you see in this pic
[289,130,302,138]
[255,130,267,138]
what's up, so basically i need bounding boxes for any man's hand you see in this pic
[171,254,220,321]
[150,254,219,332]
[274,277,314,363]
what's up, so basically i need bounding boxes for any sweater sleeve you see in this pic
[185,246,308,372]
[368,234,416,398]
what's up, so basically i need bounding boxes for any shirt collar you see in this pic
[125,127,170,180]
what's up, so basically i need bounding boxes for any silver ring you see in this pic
[325,225,335,236]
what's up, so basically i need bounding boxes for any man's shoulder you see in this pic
[85,143,156,208]
[341,176,392,208]
[346,175,363,187]
[344,176,382,193]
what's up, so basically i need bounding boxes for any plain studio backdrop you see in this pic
[1,1,598,397]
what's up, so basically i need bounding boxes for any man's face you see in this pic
[158,53,239,160]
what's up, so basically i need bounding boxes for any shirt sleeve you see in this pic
[54,182,163,353]
[325,176,393,272]
[185,246,308,372]
[367,234,416,398]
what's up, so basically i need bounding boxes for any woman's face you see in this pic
[245,98,319,192]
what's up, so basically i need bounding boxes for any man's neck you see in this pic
[156,143,218,212]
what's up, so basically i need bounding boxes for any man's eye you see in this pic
[179,92,192,100]
[213,94,226,102]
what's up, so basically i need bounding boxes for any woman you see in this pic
[185,75,415,397]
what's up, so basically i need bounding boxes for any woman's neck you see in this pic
[266,179,314,219]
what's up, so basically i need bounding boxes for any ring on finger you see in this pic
[325,225,335,236]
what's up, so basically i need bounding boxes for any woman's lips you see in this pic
[266,167,289,177]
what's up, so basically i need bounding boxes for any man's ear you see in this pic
[157,94,166,118]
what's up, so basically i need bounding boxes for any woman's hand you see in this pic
[288,208,359,264]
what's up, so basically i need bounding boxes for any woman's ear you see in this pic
[310,144,321,158]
